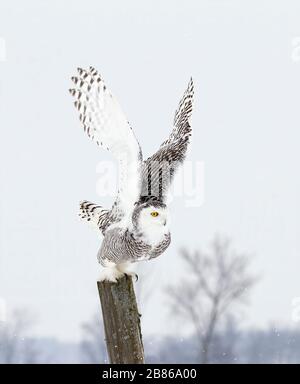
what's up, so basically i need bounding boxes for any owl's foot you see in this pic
[98,266,124,283]
[117,262,138,282]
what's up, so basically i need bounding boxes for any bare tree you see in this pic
[0,309,39,364]
[166,235,256,364]
[80,314,108,364]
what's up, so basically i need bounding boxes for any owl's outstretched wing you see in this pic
[140,78,194,202]
[70,67,143,224]
[79,200,111,234]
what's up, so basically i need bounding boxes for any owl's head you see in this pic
[132,200,169,243]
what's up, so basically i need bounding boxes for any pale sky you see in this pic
[0,0,299,341]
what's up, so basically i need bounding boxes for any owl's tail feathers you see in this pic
[79,200,110,234]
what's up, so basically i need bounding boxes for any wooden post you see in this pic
[97,275,145,364]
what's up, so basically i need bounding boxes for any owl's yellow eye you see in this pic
[150,211,159,217]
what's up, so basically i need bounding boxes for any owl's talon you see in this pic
[124,272,138,282]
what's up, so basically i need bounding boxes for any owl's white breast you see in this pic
[139,221,169,247]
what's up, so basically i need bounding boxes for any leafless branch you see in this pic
[166,235,257,364]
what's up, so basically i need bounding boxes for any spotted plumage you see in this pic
[70,67,194,282]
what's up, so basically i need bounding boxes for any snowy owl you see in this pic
[69,67,194,282]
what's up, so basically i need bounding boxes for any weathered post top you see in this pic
[97,276,145,364]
